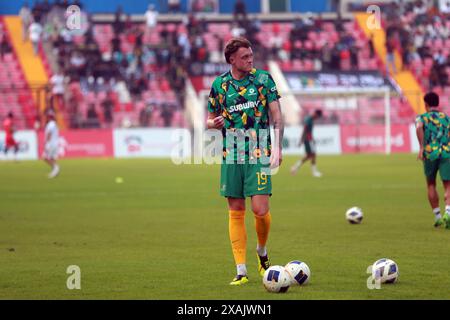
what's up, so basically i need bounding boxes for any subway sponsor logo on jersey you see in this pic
[229,101,260,113]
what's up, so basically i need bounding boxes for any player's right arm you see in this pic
[45,122,53,145]
[416,116,424,161]
[299,126,307,146]
[207,112,224,129]
[206,77,224,130]
[5,119,15,136]
[45,127,50,144]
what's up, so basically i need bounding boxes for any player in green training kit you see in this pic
[206,37,284,285]
[291,109,323,177]
[416,92,450,229]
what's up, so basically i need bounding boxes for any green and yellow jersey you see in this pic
[416,110,450,161]
[207,68,280,163]
[303,115,314,141]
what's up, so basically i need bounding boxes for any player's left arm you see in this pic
[299,125,307,146]
[45,124,52,144]
[269,99,284,168]
[415,118,424,161]
[206,77,224,130]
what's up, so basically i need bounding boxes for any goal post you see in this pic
[289,86,392,154]
[195,85,393,156]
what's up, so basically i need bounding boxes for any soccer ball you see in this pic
[284,260,310,286]
[371,258,399,284]
[262,265,290,293]
[345,207,363,224]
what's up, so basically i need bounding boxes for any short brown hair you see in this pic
[224,37,252,64]
[424,92,439,107]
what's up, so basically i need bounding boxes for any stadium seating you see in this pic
[380,2,449,97]
[0,18,35,129]
[48,20,188,129]
[8,0,447,129]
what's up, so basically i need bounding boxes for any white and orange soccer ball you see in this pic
[284,260,310,286]
[346,206,363,224]
[262,265,290,293]
[371,258,399,284]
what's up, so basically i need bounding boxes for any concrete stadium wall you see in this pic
[1,125,418,161]
[0,130,38,160]
[290,0,328,13]
[0,0,328,15]
[0,0,187,15]
[219,0,261,14]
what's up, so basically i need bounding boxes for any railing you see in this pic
[0,84,51,129]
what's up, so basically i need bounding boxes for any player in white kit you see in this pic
[43,112,60,178]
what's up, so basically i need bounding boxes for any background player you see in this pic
[3,112,19,161]
[416,92,450,229]
[43,112,60,178]
[206,37,283,285]
[290,109,323,177]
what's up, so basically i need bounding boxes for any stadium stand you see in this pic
[0,17,36,129]
[2,0,448,129]
[379,1,449,109]
[28,2,187,129]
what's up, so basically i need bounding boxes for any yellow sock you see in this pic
[229,210,247,265]
[254,211,271,249]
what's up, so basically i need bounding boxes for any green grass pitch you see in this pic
[1,154,449,299]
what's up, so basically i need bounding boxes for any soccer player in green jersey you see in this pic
[206,37,284,285]
[416,92,450,229]
[290,109,323,177]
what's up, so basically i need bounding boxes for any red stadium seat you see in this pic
[124,103,133,112]
[292,60,303,71]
